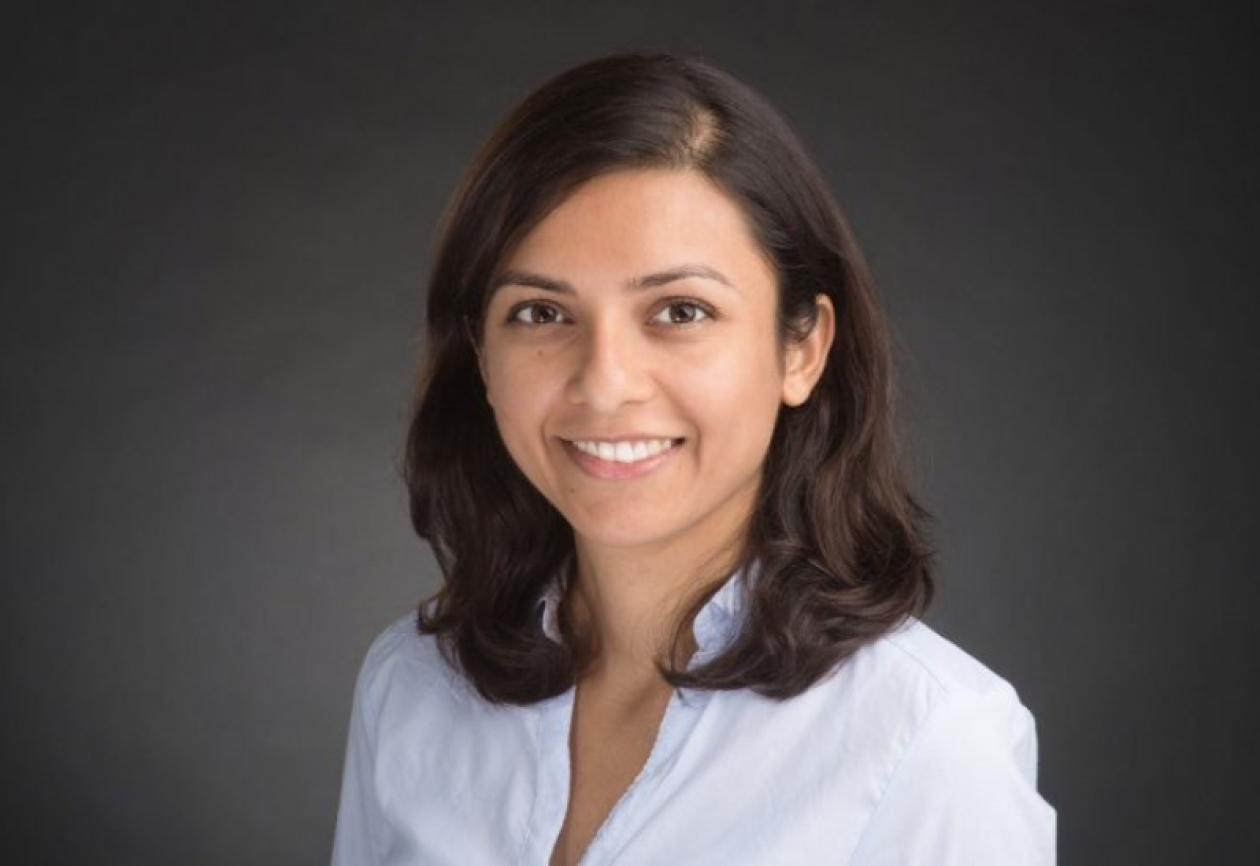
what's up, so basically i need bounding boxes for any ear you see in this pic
[466,317,494,407]
[780,294,835,407]
[477,347,495,407]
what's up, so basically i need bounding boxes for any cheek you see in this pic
[485,355,558,446]
[485,349,528,408]
[676,342,785,432]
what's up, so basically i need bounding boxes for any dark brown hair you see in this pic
[405,51,934,704]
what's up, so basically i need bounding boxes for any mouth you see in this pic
[564,437,685,465]
[559,436,685,480]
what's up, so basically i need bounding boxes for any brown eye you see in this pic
[651,300,713,326]
[509,302,568,325]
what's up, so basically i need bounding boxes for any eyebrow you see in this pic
[489,264,738,296]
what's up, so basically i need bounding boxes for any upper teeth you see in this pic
[570,438,678,463]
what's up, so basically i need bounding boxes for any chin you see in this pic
[567,512,683,551]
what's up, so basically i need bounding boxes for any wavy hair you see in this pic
[405,51,934,704]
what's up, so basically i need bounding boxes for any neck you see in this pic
[566,513,748,689]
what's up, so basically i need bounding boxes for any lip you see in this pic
[560,436,684,481]
[561,433,684,445]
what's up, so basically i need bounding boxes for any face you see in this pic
[478,168,829,557]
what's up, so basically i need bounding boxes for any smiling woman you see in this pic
[332,52,1056,865]
[478,169,829,559]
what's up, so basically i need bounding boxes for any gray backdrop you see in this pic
[4,1,1256,863]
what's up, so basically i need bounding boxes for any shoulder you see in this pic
[852,616,1041,779]
[873,615,1017,696]
[351,611,469,712]
[728,615,1043,797]
[893,616,1039,758]
[357,612,433,677]
[839,615,1035,720]
[841,618,1055,863]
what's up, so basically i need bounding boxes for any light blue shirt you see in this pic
[332,568,1056,864]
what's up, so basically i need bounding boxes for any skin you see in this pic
[476,167,834,862]
[479,167,834,680]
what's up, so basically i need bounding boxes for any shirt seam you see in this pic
[845,684,956,864]
[882,625,956,692]
[385,614,482,708]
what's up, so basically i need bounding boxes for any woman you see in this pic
[332,52,1056,865]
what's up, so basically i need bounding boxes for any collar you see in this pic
[534,561,756,664]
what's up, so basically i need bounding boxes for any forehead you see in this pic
[491,168,775,293]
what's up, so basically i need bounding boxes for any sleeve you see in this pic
[330,629,393,866]
[850,684,1057,866]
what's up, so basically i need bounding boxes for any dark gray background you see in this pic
[4,1,1256,863]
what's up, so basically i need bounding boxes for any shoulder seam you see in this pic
[847,685,972,861]
[880,622,1014,699]
[362,611,475,707]
[882,625,951,692]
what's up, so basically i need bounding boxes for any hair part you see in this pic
[405,50,934,704]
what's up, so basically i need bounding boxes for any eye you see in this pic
[650,299,714,326]
[507,301,570,326]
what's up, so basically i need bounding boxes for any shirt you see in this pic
[331,566,1057,864]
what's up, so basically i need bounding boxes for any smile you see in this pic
[561,436,685,481]
[567,437,682,464]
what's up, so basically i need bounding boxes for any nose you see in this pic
[565,317,656,411]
